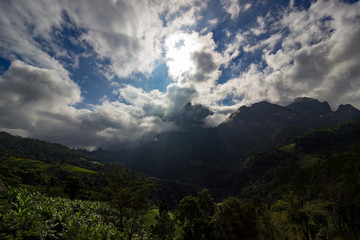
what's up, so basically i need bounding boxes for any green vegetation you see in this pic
[1,118,360,239]
[0,188,123,240]
[61,165,96,174]
[229,118,360,239]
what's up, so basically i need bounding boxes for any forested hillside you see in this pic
[1,118,360,239]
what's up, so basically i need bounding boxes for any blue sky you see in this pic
[1,0,360,149]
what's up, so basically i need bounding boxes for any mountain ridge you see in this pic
[93,97,360,195]
[2,97,359,197]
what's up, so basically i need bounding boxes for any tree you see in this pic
[270,192,311,240]
[213,197,258,240]
[151,199,175,240]
[177,195,205,240]
[176,189,217,240]
[111,183,155,240]
[64,176,83,200]
[197,189,215,219]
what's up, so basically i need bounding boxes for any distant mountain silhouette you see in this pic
[287,97,332,116]
[86,97,360,193]
[335,104,360,119]
[218,97,360,147]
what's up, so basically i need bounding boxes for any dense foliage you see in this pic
[0,131,197,205]
[0,188,123,239]
[1,118,360,239]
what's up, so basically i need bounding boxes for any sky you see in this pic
[1,0,360,149]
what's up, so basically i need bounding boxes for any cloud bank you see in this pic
[1,0,359,148]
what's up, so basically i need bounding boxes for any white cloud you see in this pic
[64,0,164,79]
[152,0,205,20]
[203,113,228,128]
[244,3,252,11]
[165,31,222,88]
[221,0,241,20]
[0,0,218,147]
[116,85,167,117]
[0,0,165,80]
[250,16,267,36]
[220,0,252,20]
[0,61,80,111]
[1,0,360,148]
[289,0,295,9]
[0,0,69,79]
[0,61,81,132]
[0,61,177,148]
[208,64,268,107]
[216,0,360,109]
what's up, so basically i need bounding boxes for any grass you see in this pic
[19,184,66,196]
[280,143,296,153]
[7,156,96,173]
[61,165,96,174]
[279,144,321,168]
[91,161,103,166]
[8,157,48,168]
[298,154,322,168]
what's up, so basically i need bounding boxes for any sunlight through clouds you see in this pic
[1,0,360,148]
[165,33,202,82]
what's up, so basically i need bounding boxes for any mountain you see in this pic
[3,97,359,199]
[221,97,360,145]
[287,97,332,116]
[1,100,360,239]
[2,106,360,239]
[214,97,360,154]
[98,97,360,197]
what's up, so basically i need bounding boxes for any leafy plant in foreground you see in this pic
[0,187,123,240]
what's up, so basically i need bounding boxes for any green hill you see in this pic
[1,118,360,239]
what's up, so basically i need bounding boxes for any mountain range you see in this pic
[1,97,360,239]
[83,97,360,195]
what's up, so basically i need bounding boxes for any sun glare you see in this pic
[165,33,202,81]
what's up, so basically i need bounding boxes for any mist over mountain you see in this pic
[165,102,214,128]
[85,97,360,194]
[2,96,359,196]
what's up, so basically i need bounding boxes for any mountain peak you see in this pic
[335,104,360,119]
[292,97,318,103]
[251,100,272,107]
[169,102,213,128]
[230,101,276,117]
[287,97,331,116]
[337,104,358,111]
